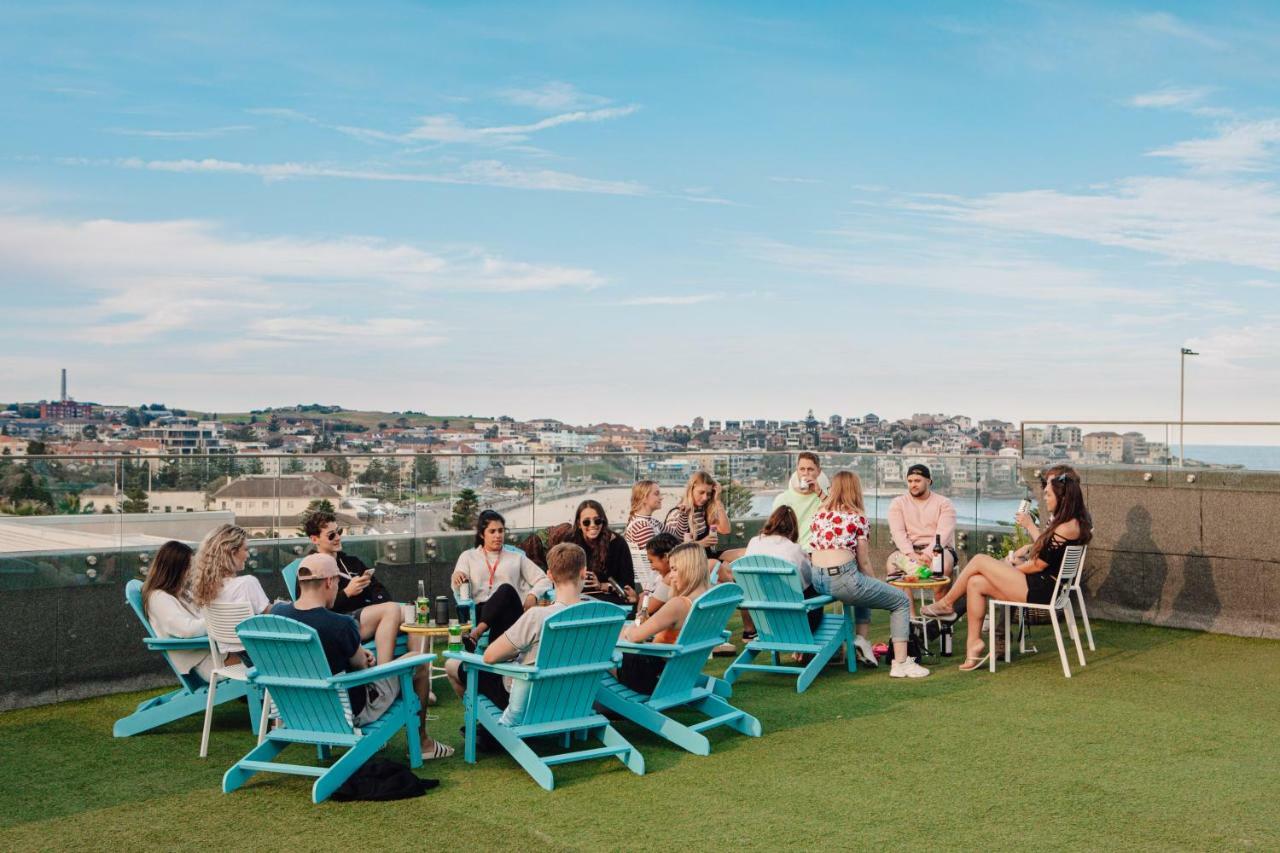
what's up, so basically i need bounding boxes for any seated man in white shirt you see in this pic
[444,542,587,727]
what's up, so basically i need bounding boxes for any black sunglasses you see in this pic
[581,518,605,527]
[325,528,344,540]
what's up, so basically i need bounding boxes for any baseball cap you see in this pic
[906,463,932,480]
[297,553,340,580]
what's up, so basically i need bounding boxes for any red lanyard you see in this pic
[484,549,502,589]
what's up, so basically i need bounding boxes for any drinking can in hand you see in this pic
[458,580,471,600]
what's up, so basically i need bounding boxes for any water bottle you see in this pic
[447,619,462,654]
[415,580,429,626]
[634,592,650,626]
[941,622,954,657]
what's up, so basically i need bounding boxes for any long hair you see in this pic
[760,505,799,542]
[141,540,195,619]
[1031,466,1092,559]
[822,471,865,515]
[629,480,659,520]
[677,470,722,529]
[474,509,505,548]
[667,542,710,597]
[568,499,615,571]
[191,524,248,607]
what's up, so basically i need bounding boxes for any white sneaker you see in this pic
[890,657,930,678]
[852,635,879,668]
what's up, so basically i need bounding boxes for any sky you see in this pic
[1,1,1279,434]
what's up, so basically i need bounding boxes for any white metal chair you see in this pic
[201,601,271,758]
[1070,544,1094,651]
[988,545,1087,678]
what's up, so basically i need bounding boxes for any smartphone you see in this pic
[364,568,375,577]
[607,578,627,598]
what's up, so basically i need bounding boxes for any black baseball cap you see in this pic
[906,464,931,480]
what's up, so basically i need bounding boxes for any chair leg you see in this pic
[1075,587,1095,651]
[1064,602,1086,667]
[1003,606,1011,662]
[256,689,271,746]
[200,676,218,758]
[1018,608,1027,654]
[988,601,996,673]
[1049,609,1071,678]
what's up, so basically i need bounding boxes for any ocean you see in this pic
[1182,444,1280,471]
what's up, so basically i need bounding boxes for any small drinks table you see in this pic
[887,576,951,657]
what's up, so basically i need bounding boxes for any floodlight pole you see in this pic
[1179,347,1199,467]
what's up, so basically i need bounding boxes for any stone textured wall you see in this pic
[1057,468,1279,640]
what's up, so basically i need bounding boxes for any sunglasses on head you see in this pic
[581,518,605,527]
[325,528,344,540]
[1039,474,1069,487]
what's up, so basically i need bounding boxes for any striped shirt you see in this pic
[624,515,666,551]
[663,506,708,543]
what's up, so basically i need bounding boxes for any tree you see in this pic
[122,485,149,514]
[325,455,351,479]
[81,423,98,440]
[414,454,439,488]
[26,440,47,456]
[448,488,480,531]
[124,409,143,428]
[285,456,304,474]
[360,458,386,486]
[245,456,265,475]
[720,481,755,520]
[298,498,336,534]
[10,471,53,508]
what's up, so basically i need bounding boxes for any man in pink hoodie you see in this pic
[886,464,958,580]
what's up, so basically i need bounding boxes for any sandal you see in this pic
[421,740,455,761]
[741,630,758,643]
[921,602,954,618]
[957,645,988,672]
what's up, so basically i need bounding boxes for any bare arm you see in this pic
[520,554,551,608]
[936,499,957,548]
[622,597,688,643]
[855,538,871,574]
[483,633,519,664]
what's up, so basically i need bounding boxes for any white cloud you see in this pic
[106,125,254,140]
[1146,120,1280,173]
[1134,12,1226,50]
[0,212,604,345]
[498,82,611,111]
[910,176,1280,271]
[480,105,639,136]
[248,317,445,348]
[1129,86,1213,109]
[619,293,724,306]
[113,156,649,196]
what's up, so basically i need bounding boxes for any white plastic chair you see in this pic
[988,545,1087,678]
[629,544,658,594]
[201,601,271,758]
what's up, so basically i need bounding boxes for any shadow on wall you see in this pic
[1171,549,1220,631]
[1097,506,1167,617]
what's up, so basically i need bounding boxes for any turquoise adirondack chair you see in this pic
[222,614,430,804]
[598,583,762,755]
[282,557,408,655]
[444,600,645,791]
[114,579,260,738]
[724,556,855,693]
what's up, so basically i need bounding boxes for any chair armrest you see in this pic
[615,639,680,659]
[144,636,210,651]
[803,594,835,610]
[329,653,434,687]
[443,650,537,681]
[740,599,824,612]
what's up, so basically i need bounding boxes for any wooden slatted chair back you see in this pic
[235,615,354,735]
[281,559,301,601]
[126,579,202,690]
[518,601,627,728]
[729,556,815,646]
[648,582,742,705]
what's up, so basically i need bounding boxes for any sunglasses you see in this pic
[581,518,605,527]
[325,528,344,540]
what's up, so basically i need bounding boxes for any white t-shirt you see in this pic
[147,589,212,680]
[210,575,270,653]
[745,534,814,587]
[499,601,568,725]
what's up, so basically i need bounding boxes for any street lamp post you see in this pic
[1179,347,1199,467]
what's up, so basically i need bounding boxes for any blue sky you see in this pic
[2,1,1279,431]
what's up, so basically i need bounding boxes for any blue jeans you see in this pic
[811,560,911,642]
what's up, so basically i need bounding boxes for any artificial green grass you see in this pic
[2,619,1277,852]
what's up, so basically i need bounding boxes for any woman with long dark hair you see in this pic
[924,466,1092,670]
[568,499,636,607]
[450,509,551,646]
[142,540,214,678]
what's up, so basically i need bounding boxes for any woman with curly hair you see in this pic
[191,523,272,657]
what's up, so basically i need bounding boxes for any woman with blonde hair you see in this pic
[809,471,929,678]
[624,480,668,551]
[663,471,729,556]
[617,542,712,693]
[191,523,272,657]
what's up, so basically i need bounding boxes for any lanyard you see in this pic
[483,549,502,589]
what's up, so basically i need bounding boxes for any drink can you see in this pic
[458,580,471,600]
[1017,499,1031,517]
[433,595,450,627]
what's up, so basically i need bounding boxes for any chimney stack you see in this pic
[61,368,68,403]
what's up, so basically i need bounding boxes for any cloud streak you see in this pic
[106,125,254,140]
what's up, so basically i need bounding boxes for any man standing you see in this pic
[771,452,829,550]
[886,464,958,580]
[272,554,453,760]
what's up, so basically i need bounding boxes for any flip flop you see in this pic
[958,653,989,672]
